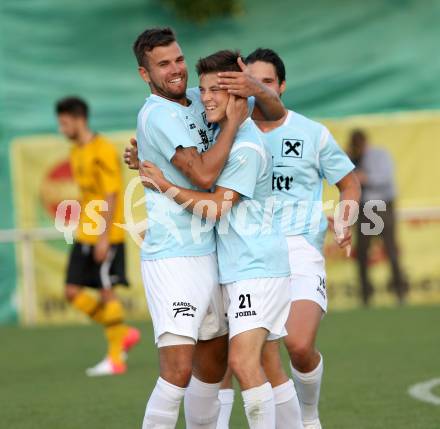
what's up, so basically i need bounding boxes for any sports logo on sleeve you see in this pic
[282,139,304,158]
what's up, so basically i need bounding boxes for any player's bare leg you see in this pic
[262,340,303,428]
[159,344,195,387]
[220,367,234,389]
[262,340,288,385]
[193,335,229,383]
[229,328,267,388]
[145,336,228,429]
[284,300,323,429]
[184,335,229,428]
[217,341,303,429]
[143,342,194,428]
[229,328,275,429]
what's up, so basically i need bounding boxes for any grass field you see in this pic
[2,305,440,428]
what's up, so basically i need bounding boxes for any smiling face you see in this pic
[199,72,230,124]
[246,60,286,96]
[138,41,188,102]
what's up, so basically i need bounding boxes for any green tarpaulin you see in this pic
[1,0,439,323]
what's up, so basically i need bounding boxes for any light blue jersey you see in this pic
[136,88,216,260]
[215,118,290,284]
[261,110,355,252]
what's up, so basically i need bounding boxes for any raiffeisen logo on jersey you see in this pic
[281,139,304,158]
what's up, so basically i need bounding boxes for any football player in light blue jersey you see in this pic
[140,50,303,429]
[224,48,358,429]
[214,49,361,429]
[131,28,286,429]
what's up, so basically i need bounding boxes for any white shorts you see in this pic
[141,253,228,346]
[287,235,327,313]
[223,277,291,340]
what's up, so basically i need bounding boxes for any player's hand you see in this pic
[217,57,260,97]
[139,161,168,192]
[226,94,248,126]
[124,138,139,170]
[94,234,110,263]
[327,216,352,257]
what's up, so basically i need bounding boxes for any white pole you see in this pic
[20,233,37,325]
[0,228,62,326]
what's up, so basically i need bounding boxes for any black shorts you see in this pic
[66,242,129,289]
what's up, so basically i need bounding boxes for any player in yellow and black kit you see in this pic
[56,97,140,376]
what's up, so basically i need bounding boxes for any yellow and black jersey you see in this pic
[70,134,124,244]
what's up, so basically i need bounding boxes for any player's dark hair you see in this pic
[196,50,241,76]
[245,48,286,84]
[350,129,367,144]
[133,27,177,67]
[55,97,89,119]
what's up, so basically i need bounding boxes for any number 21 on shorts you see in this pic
[238,293,252,309]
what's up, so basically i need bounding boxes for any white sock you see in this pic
[242,382,275,429]
[216,389,235,429]
[143,377,185,428]
[273,379,304,429]
[184,376,221,428]
[290,354,323,424]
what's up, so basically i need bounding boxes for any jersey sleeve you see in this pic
[146,106,197,162]
[215,144,262,198]
[318,127,355,185]
[95,141,122,195]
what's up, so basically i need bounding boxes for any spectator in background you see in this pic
[348,129,408,305]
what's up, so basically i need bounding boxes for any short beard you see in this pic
[150,81,187,102]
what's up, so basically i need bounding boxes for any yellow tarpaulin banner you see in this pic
[10,111,440,324]
[321,111,440,308]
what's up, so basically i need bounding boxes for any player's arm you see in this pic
[125,134,240,189]
[217,57,285,121]
[165,182,240,222]
[140,144,260,220]
[94,144,122,262]
[94,192,117,262]
[332,171,361,250]
[336,171,361,207]
[171,123,237,191]
[319,129,361,254]
[140,160,240,221]
[127,120,241,190]
[132,96,247,190]
[171,95,247,190]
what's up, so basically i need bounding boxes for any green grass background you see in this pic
[2,305,439,428]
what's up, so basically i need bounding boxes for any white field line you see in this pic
[408,378,440,405]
